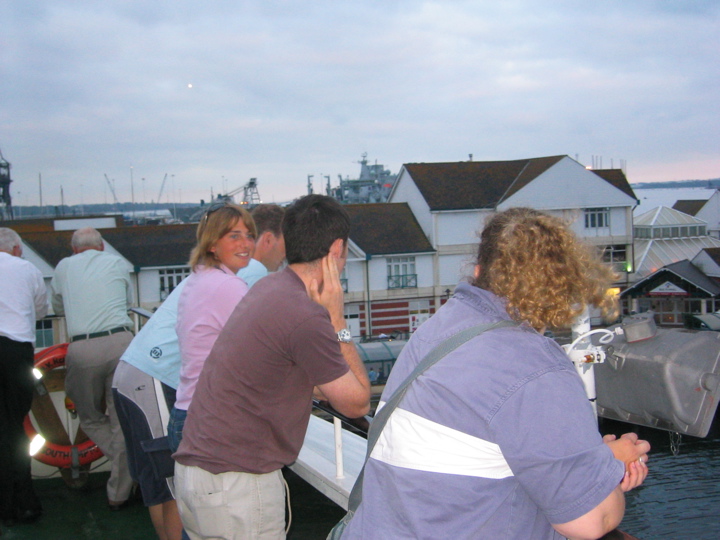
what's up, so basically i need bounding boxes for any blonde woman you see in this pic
[343,207,650,540]
[168,203,256,453]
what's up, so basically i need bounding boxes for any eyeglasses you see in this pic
[202,201,230,223]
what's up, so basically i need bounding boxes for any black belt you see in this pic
[70,326,131,343]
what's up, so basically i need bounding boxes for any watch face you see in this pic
[337,329,352,343]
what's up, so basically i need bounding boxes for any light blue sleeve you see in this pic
[237,258,268,288]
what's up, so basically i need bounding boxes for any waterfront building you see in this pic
[631,206,720,279]
[672,190,720,239]
[388,155,638,324]
[8,155,720,343]
[342,203,434,339]
[622,258,720,326]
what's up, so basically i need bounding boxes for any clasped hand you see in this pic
[603,432,650,492]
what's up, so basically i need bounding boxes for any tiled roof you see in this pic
[590,169,637,200]
[100,225,197,267]
[344,203,434,255]
[22,210,431,268]
[21,230,75,268]
[664,259,720,295]
[623,259,720,297]
[23,224,197,269]
[402,156,565,211]
[672,199,706,216]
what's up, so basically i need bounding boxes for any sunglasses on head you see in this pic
[202,201,231,223]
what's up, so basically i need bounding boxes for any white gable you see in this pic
[500,157,636,211]
[388,167,433,239]
[650,281,689,296]
[21,241,54,277]
[346,239,365,260]
[694,191,720,236]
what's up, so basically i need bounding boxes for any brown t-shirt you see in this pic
[173,267,349,474]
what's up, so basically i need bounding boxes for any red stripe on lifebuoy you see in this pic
[25,343,104,468]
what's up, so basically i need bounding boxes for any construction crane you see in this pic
[242,178,261,206]
[156,173,168,204]
[103,174,120,211]
[219,178,262,206]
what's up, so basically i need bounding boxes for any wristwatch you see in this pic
[337,328,353,343]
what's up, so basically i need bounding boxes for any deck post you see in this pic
[333,417,344,479]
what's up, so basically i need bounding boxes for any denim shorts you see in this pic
[167,406,188,454]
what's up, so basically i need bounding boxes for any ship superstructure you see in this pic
[327,153,397,204]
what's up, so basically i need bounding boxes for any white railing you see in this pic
[35,313,370,510]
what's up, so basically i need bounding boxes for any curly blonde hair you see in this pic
[473,207,618,330]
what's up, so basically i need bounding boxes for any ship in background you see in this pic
[317,153,397,204]
[1,148,14,220]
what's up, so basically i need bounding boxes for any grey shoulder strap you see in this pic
[347,319,519,512]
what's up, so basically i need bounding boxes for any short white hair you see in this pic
[0,227,21,253]
[71,227,104,250]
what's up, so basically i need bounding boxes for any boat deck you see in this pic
[1,469,344,540]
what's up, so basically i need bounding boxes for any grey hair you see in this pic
[71,227,104,250]
[0,227,22,253]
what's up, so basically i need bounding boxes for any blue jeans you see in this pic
[167,406,187,454]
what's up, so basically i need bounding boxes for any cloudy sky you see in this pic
[2,0,718,208]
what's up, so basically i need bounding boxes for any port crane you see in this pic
[156,173,168,204]
[103,174,120,211]
[218,178,262,206]
[191,177,262,222]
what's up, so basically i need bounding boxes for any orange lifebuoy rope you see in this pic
[23,343,104,468]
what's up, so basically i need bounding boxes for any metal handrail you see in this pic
[312,399,371,436]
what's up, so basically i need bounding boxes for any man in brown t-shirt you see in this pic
[173,195,371,540]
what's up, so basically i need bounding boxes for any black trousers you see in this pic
[0,335,41,519]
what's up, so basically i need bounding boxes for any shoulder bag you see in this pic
[327,319,518,539]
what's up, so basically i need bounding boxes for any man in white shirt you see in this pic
[50,227,134,510]
[0,228,48,526]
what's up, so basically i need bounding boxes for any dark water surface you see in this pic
[604,420,720,540]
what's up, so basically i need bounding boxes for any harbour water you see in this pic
[603,420,720,539]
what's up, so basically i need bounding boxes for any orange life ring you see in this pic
[24,343,104,468]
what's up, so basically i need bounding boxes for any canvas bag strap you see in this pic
[346,319,519,512]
